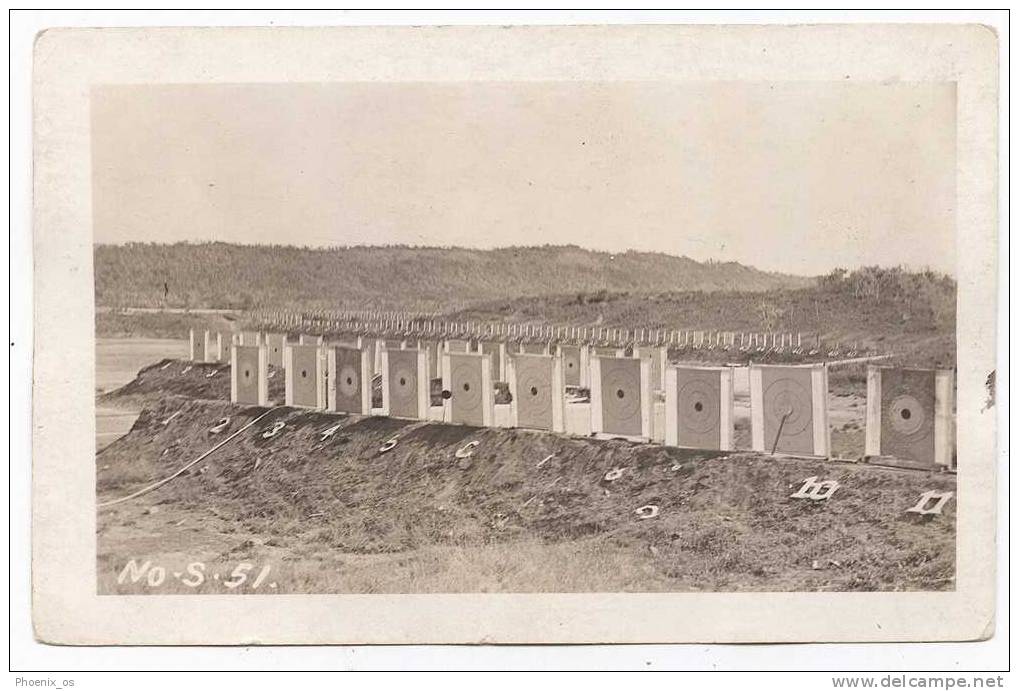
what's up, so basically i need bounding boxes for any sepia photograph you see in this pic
[92,80,960,595]
[24,19,1000,651]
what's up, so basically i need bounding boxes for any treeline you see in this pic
[93,242,810,311]
[816,266,956,329]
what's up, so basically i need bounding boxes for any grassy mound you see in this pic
[98,397,955,593]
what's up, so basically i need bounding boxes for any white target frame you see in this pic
[188,329,203,361]
[204,331,224,363]
[749,363,830,457]
[441,352,494,427]
[507,353,565,432]
[371,338,384,375]
[420,340,442,380]
[579,344,591,387]
[264,332,288,369]
[380,348,430,420]
[664,365,735,450]
[633,345,668,391]
[230,344,269,406]
[555,344,587,389]
[864,366,954,468]
[326,345,372,415]
[284,344,326,410]
[480,341,508,381]
[589,355,653,441]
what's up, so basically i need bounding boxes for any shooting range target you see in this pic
[338,363,358,397]
[328,346,369,414]
[265,333,287,368]
[679,371,720,441]
[866,367,951,466]
[449,355,483,424]
[510,354,562,431]
[384,349,425,419]
[285,344,324,409]
[761,369,812,454]
[680,382,717,432]
[559,345,582,387]
[593,357,647,438]
[231,344,267,406]
[444,353,493,426]
[666,366,734,450]
[750,364,829,456]
[889,393,927,436]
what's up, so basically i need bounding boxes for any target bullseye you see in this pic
[338,366,358,396]
[889,393,926,437]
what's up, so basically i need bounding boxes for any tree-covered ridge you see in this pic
[94,242,813,311]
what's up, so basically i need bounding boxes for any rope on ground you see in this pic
[98,406,284,509]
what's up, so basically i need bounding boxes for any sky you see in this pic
[91,81,956,276]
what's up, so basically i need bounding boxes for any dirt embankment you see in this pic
[100,358,286,409]
[98,393,956,594]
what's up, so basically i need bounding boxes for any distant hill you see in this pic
[446,266,957,370]
[94,242,813,312]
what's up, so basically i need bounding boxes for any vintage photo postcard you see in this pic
[31,23,999,644]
